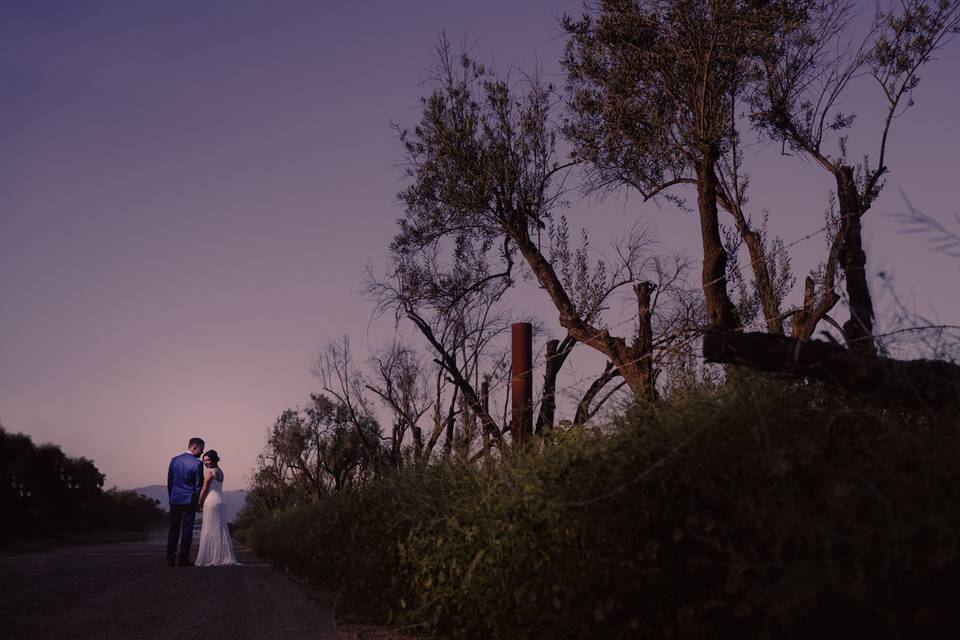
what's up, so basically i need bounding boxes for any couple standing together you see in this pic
[167,437,239,567]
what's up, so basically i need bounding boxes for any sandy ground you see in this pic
[0,535,346,640]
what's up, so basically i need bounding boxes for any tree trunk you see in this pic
[574,363,621,425]
[412,425,423,461]
[836,166,876,356]
[742,228,783,334]
[633,281,657,401]
[718,192,784,334]
[536,336,575,434]
[391,421,402,469]
[696,147,740,331]
[791,226,842,341]
[407,312,502,449]
[443,400,455,456]
[511,231,656,401]
[791,276,834,341]
[703,328,960,408]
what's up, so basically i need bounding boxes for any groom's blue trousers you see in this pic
[167,503,197,564]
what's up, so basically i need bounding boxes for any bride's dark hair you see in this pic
[203,450,220,465]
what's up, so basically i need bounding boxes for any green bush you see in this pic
[244,379,960,639]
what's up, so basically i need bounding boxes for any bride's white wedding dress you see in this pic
[195,472,239,566]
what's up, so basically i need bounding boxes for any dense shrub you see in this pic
[243,379,960,639]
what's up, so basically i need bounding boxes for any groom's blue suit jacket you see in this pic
[168,452,203,506]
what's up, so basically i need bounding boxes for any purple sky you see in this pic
[2,1,958,490]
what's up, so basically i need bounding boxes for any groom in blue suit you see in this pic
[167,437,204,566]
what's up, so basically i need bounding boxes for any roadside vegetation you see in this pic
[1,426,166,548]
[241,379,959,639]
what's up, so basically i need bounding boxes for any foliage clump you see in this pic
[241,380,960,639]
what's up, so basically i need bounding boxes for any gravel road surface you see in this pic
[0,536,340,640]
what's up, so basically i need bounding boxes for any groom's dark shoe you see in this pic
[178,560,195,567]
[167,559,176,567]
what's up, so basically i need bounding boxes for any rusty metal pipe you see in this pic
[511,322,533,446]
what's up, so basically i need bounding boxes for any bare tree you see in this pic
[366,250,512,457]
[535,334,577,434]
[366,341,432,465]
[313,337,383,471]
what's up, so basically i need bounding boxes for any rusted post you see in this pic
[511,322,533,446]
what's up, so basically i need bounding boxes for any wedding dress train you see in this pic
[195,476,239,566]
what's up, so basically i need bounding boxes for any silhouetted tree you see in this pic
[368,160,518,453]
[562,0,800,333]
[750,0,960,353]
[313,337,385,469]
[391,38,688,402]
[0,427,163,540]
[248,394,383,509]
[366,341,433,464]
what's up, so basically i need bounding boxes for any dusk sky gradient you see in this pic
[2,1,958,490]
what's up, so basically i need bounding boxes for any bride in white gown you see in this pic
[195,450,239,566]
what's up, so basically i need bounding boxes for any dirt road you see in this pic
[0,537,340,640]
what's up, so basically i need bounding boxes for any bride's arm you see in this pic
[197,469,214,509]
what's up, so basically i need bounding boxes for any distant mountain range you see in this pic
[131,485,247,524]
